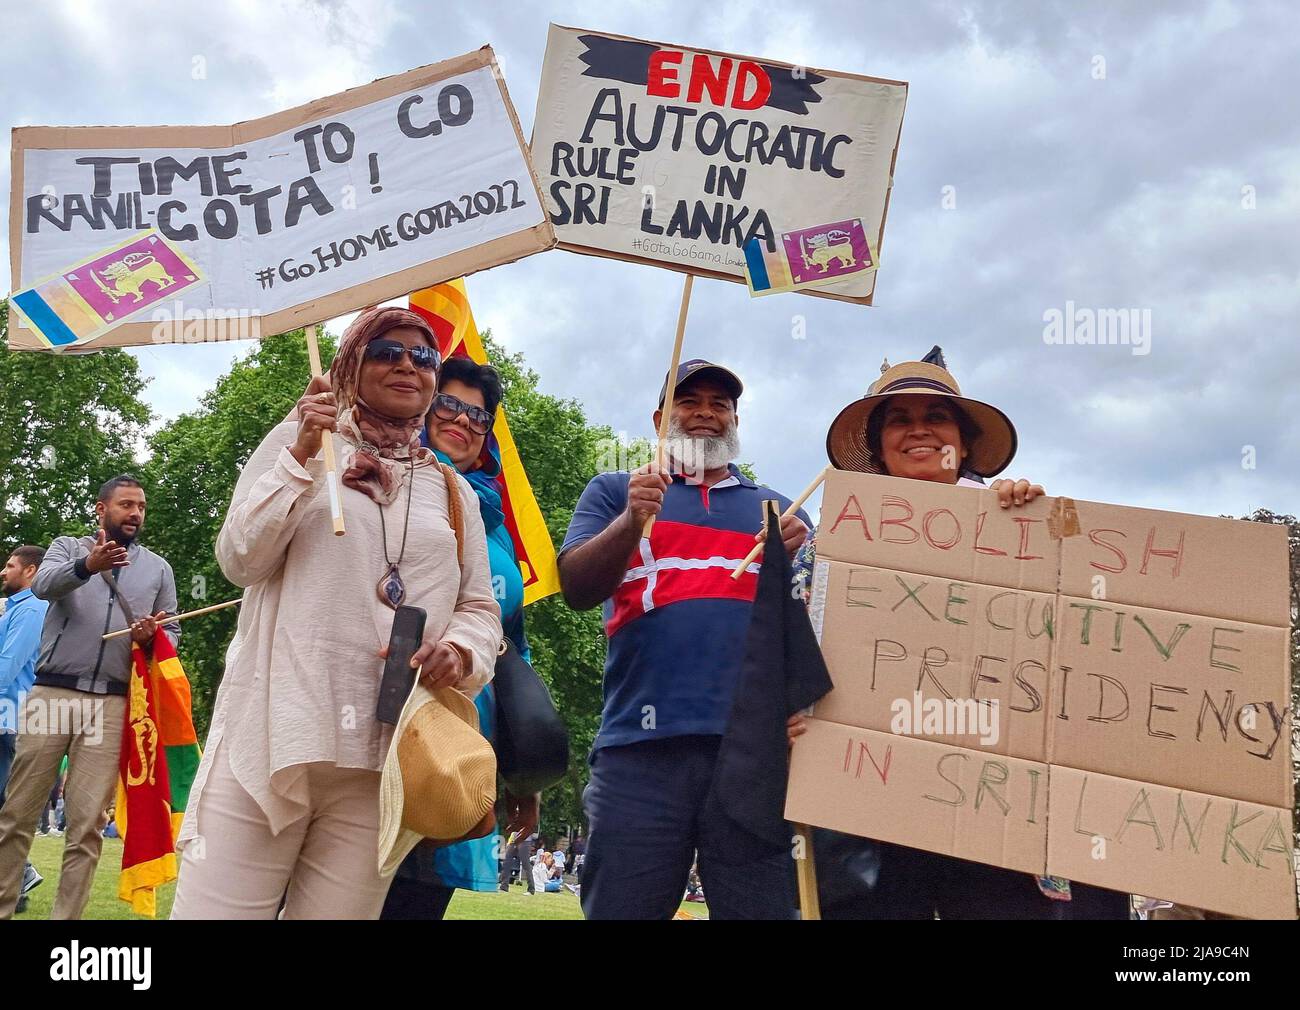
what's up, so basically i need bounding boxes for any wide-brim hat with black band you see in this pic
[658,359,744,408]
[825,361,1018,477]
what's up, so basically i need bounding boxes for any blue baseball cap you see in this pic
[658,359,744,408]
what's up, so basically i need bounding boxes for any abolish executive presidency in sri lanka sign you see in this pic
[8,46,554,352]
[530,25,907,305]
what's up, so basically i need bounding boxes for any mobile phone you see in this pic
[376,605,426,725]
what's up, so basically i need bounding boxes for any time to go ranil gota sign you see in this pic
[8,46,554,352]
[530,25,907,305]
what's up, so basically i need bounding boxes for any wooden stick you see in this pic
[102,597,242,640]
[757,491,821,919]
[306,323,346,536]
[793,823,821,920]
[730,465,830,580]
[643,273,694,538]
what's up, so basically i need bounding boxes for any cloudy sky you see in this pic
[3,0,1296,524]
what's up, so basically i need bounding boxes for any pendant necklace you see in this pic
[376,455,416,609]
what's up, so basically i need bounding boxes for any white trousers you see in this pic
[170,740,391,919]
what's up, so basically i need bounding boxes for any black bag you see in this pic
[443,486,567,797]
[493,626,569,797]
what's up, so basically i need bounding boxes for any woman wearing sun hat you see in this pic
[788,359,1131,920]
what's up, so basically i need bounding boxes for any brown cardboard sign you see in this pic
[1057,499,1290,626]
[9,46,554,351]
[1052,597,1290,807]
[529,25,907,304]
[812,559,1056,763]
[815,472,1060,593]
[784,719,1049,876]
[791,468,1296,918]
[1048,767,1296,921]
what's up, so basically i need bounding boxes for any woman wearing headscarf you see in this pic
[379,356,540,919]
[787,360,1130,920]
[171,307,502,920]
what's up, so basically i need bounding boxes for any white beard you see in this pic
[665,417,741,478]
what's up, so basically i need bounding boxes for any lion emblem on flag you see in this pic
[92,251,177,304]
[125,669,159,787]
[799,229,858,273]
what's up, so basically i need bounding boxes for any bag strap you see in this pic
[439,464,508,660]
[96,556,138,627]
[438,463,464,566]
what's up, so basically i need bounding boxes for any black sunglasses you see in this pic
[364,338,441,372]
[431,392,494,435]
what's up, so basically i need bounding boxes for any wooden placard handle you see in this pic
[643,273,694,539]
[793,823,821,920]
[102,597,242,641]
[730,466,830,580]
[306,324,345,536]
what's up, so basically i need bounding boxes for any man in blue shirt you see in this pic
[560,360,810,919]
[0,546,48,804]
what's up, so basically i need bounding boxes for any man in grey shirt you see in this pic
[0,475,178,919]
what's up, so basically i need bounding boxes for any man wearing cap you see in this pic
[560,359,810,920]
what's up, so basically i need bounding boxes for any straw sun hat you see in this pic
[377,680,496,877]
[825,361,1018,477]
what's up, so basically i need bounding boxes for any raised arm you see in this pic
[215,421,327,588]
[559,466,668,611]
[32,536,94,602]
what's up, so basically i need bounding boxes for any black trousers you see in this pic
[379,879,456,921]
[814,831,1131,920]
[500,839,534,892]
[580,735,796,920]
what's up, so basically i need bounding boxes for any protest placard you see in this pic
[9,46,553,351]
[530,25,907,304]
[787,469,1296,919]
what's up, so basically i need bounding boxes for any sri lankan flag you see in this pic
[115,628,201,916]
[410,278,560,605]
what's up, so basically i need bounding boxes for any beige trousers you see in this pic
[0,686,126,920]
[170,738,392,919]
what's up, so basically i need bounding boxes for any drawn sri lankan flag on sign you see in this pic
[410,279,561,605]
[115,629,201,916]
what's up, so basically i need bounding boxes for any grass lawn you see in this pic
[17,835,709,920]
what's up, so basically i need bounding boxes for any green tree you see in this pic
[141,329,335,731]
[479,332,610,839]
[0,302,152,548]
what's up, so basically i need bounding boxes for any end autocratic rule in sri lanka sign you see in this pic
[530,25,908,305]
[8,46,554,352]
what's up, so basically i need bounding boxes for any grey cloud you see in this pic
[3,0,1295,522]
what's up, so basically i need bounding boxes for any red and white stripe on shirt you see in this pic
[606,520,762,637]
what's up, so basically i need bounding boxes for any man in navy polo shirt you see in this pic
[560,360,810,919]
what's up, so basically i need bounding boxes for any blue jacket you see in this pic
[396,440,531,893]
[0,589,49,733]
